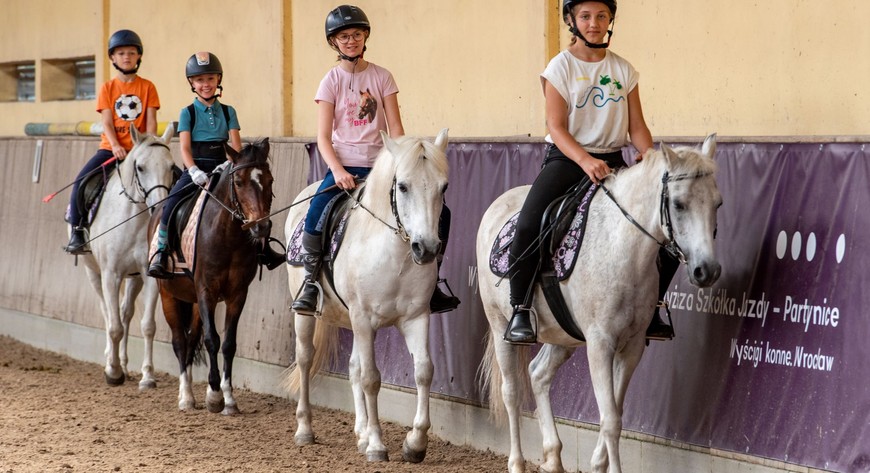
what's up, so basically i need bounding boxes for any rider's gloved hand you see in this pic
[189,166,208,186]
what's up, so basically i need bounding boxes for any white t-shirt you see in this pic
[541,49,639,153]
[315,62,399,168]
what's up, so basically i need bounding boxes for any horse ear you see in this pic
[660,142,678,165]
[701,133,717,159]
[130,125,141,145]
[434,128,449,154]
[381,130,399,156]
[258,137,270,156]
[160,122,175,145]
[225,143,240,163]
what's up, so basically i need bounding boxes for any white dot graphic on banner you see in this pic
[806,232,816,261]
[791,232,802,261]
[776,231,788,259]
[836,234,846,263]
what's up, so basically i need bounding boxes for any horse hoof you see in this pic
[402,440,427,463]
[357,439,368,454]
[104,372,125,386]
[295,433,315,446]
[178,401,195,411]
[138,379,157,391]
[206,399,224,414]
[366,450,389,462]
[221,405,240,416]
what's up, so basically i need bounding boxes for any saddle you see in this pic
[489,181,598,341]
[64,162,118,227]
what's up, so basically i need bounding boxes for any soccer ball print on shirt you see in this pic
[115,94,143,121]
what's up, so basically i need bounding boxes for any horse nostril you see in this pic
[693,266,707,282]
[411,242,423,258]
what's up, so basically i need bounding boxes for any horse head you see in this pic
[126,123,176,210]
[375,129,449,265]
[659,133,722,287]
[225,138,274,240]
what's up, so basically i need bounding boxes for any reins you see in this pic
[117,142,172,207]
[341,176,410,242]
[600,169,713,265]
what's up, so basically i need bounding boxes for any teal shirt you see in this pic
[177,99,240,142]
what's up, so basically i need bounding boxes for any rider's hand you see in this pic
[112,145,127,160]
[334,168,357,190]
[189,166,208,186]
[579,155,611,185]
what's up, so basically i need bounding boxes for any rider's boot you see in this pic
[429,240,460,313]
[503,305,537,345]
[258,239,287,270]
[291,232,323,316]
[147,224,173,279]
[64,226,90,255]
[646,249,679,341]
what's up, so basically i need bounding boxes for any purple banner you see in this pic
[305,141,870,472]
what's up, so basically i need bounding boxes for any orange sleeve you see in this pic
[96,80,113,114]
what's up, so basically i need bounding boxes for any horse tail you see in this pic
[478,329,532,424]
[281,320,340,395]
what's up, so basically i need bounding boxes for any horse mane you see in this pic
[357,135,448,234]
[609,142,717,191]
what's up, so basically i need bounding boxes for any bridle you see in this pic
[600,170,714,265]
[117,142,172,212]
[202,160,272,224]
[343,176,411,242]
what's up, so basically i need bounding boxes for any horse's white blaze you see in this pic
[250,168,264,191]
[284,131,449,463]
[478,134,721,473]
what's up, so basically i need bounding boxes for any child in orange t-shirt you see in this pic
[64,29,160,254]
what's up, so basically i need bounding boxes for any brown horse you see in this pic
[148,139,274,414]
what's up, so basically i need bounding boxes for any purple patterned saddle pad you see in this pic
[286,212,350,267]
[489,184,597,281]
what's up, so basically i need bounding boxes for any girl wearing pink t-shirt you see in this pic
[292,5,459,316]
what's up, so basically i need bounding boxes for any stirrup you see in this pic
[503,305,537,346]
[430,278,461,314]
[645,301,675,343]
[292,280,324,317]
[146,249,175,279]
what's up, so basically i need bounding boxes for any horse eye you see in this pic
[136,165,144,172]
[398,183,408,193]
[716,201,723,209]
[441,183,449,194]
[673,200,686,211]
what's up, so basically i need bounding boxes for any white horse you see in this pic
[283,130,449,463]
[478,135,722,473]
[73,125,175,389]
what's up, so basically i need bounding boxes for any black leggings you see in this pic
[508,145,626,306]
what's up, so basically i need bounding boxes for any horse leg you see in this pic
[97,269,126,386]
[119,276,144,382]
[218,293,248,416]
[137,276,159,390]
[397,315,433,463]
[293,313,316,445]
[586,339,621,473]
[161,291,196,410]
[492,331,527,473]
[530,344,575,473]
[352,324,388,461]
[198,293,224,414]
[348,339,370,454]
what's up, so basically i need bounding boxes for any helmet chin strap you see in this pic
[337,45,366,91]
[569,16,613,49]
[112,59,141,75]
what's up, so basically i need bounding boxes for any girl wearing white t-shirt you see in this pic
[505,0,675,345]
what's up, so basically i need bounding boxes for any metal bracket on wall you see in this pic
[32,139,43,183]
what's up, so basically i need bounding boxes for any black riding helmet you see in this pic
[325,5,370,40]
[107,29,143,74]
[185,52,224,99]
[562,0,617,49]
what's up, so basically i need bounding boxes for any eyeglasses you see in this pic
[335,31,366,44]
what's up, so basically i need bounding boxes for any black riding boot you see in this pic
[504,305,537,345]
[429,239,460,313]
[647,249,678,341]
[64,226,90,255]
[291,232,323,316]
[258,238,287,270]
[147,249,173,280]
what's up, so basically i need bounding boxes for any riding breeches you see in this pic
[508,146,625,306]
[159,157,223,227]
[68,149,115,226]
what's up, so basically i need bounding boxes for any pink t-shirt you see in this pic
[314,62,399,167]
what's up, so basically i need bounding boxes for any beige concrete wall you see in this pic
[1,1,868,138]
